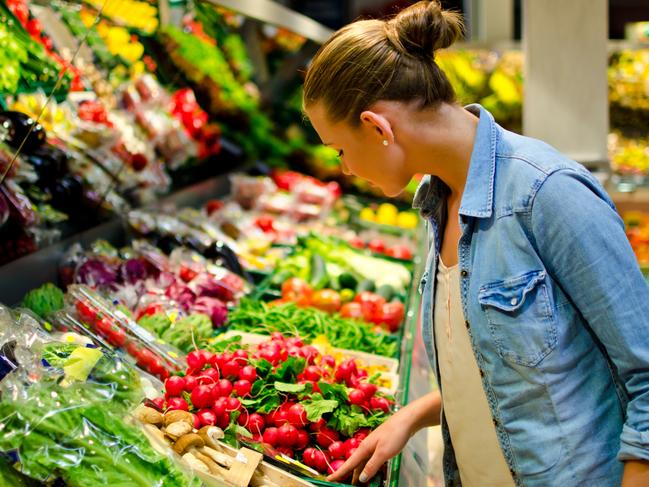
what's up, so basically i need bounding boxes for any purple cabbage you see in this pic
[120,258,148,284]
[75,259,119,287]
[192,296,228,328]
[192,273,235,302]
[165,280,196,310]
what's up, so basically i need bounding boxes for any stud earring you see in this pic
[382,139,389,146]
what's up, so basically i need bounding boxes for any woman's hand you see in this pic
[327,391,442,483]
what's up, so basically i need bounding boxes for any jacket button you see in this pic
[479,369,485,377]
[461,270,469,278]
[465,320,470,329]
[493,418,499,427]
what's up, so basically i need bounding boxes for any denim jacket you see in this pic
[413,104,649,486]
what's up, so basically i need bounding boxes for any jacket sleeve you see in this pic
[530,168,649,462]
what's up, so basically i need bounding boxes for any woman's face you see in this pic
[305,103,412,198]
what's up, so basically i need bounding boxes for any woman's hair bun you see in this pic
[385,0,463,60]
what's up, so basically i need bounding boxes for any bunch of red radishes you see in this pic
[151,332,394,477]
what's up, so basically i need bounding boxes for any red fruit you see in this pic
[226,396,241,412]
[26,18,43,37]
[94,316,113,336]
[303,365,322,382]
[273,409,289,426]
[217,412,230,429]
[313,449,331,473]
[213,397,227,416]
[184,375,198,392]
[345,437,363,451]
[310,289,342,314]
[276,446,294,458]
[300,346,319,365]
[270,332,285,342]
[237,410,249,426]
[167,397,189,411]
[198,367,220,384]
[315,426,339,448]
[370,396,391,413]
[232,349,249,365]
[222,360,241,379]
[354,292,386,322]
[303,447,317,466]
[191,385,213,409]
[378,301,405,332]
[320,355,336,368]
[247,413,266,435]
[251,433,263,443]
[330,459,346,474]
[281,278,313,301]
[254,215,275,233]
[217,379,233,397]
[295,429,310,450]
[205,199,224,215]
[151,397,165,410]
[278,424,298,447]
[165,376,186,397]
[310,418,326,432]
[234,379,251,397]
[178,265,198,282]
[197,409,217,427]
[187,350,207,370]
[357,382,378,399]
[385,245,413,260]
[349,389,366,406]
[263,427,279,446]
[328,441,345,459]
[239,365,257,382]
[107,327,126,347]
[348,237,365,249]
[367,238,386,253]
[340,302,364,320]
[76,300,97,323]
[287,404,308,427]
[286,337,304,348]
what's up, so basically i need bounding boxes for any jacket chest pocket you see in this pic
[478,270,557,367]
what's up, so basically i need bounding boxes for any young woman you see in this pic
[302,1,649,486]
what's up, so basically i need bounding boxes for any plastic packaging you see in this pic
[66,285,185,380]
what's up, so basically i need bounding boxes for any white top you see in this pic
[434,258,514,487]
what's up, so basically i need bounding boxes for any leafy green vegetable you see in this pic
[0,379,198,486]
[22,283,65,319]
[274,381,306,393]
[302,393,339,422]
[159,313,212,353]
[329,404,388,437]
[227,299,398,357]
[318,381,349,404]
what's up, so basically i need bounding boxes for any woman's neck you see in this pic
[402,103,479,199]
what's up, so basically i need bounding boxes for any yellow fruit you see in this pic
[376,203,398,225]
[397,211,418,229]
[359,208,375,222]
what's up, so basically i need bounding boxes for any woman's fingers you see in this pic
[357,447,388,483]
[326,436,374,482]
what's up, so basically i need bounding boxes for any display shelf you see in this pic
[0,173,232,305]
[195,0,333,44]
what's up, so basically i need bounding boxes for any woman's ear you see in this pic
[359,110,394,145]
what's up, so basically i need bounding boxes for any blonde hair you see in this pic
[303,0,463,125]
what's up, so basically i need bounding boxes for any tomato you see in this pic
[378,301,405,332]
[136,303,164,320]
[367,238,386,253]
[385,245,413,260]
[9,2,28,25]
[205,199,224,215]
[310,289,342,313]
[178,265,198,282]
[339,302,364,320]
[75,300,97,323]
[348,237,365,249]
[107,327,126,347]
[94,316,114,336]
[254,215,275,233]
[353,292,386,322]
[281,278,313,302]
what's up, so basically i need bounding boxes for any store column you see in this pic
[523,0,609,169]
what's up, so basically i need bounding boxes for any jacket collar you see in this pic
[412,104,498,220]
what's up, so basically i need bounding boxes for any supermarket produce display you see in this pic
[0,1,647,486]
